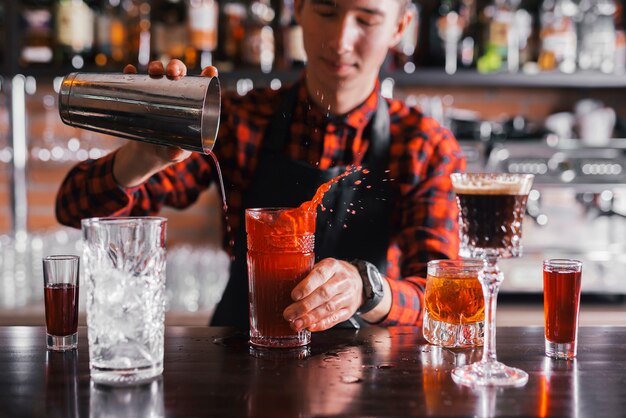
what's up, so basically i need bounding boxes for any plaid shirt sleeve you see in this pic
[55,150,213,228]
[379,112,465,327]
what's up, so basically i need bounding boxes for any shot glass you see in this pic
[423,259,484,348]
[43,255,80,351]
[246,207,315,348]
[543,259,583,360]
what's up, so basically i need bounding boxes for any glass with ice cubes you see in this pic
[82,217,167,385]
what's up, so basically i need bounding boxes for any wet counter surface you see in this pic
[1,326,625,417]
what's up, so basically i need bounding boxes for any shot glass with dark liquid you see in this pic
[43,255,80,351]
[543,259,583,360]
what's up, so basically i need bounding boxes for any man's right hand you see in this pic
[112,60,218,188]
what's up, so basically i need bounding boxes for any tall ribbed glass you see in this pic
[246,208,315,348]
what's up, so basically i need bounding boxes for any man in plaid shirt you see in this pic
[56,0,465,330]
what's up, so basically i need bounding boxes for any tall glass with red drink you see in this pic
[246,207,315,348]
[43,255,80,351]
[543,259,583,360]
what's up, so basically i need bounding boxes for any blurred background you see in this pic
[0,0,625,326]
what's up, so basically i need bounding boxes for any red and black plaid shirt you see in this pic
[56,73,465,326]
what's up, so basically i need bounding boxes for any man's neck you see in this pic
[304,74,377,116]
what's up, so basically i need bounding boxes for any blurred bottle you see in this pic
[478,0,534,74]
[95,0,128,69]
[537,0,578,73]
[243,0,275,73]
[458,0,478,70]
[279,0,306,69]
[152,0,188,65]
[215,1,247,72]
[19,0,55,67]
[187,0,219,70]
[0,2,5,67]
[429,0,464,72]
[614,1,626,74]
[55,0,96,69]
[578,0,618,74]
[390,1,420,73]
[126,0,151,70]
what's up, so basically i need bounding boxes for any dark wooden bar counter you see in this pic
[1,326,625,417]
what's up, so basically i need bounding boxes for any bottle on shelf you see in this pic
[0,2,5,69]
[432,0,466,74]
[187,0,219,70]
[19,0,56,67]
[614,1,626,73]
[458,0,478,70]
[279,0,306,70]
[476,0,535,74]
[95,0,128,69]
[537,0,579,73]
[55,0,97,69]
[242,0,275,73]
[577,0,618,74]
[215,1,247,72]
[126,0,152,70]
[389,0,420,73]
[152,0,188,65]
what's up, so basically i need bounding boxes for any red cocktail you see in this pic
[246,207,316,348]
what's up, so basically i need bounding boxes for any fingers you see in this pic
[291,259,335,301]
[165,59,187,79]
[147,60,165,77]
[123,64,137,74]
[200,66,219,78]
[284,259,362,332]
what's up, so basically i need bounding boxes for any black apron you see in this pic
[211,83,394,328]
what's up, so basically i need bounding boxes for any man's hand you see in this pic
[283,258,364,332]
[112,60,219,188]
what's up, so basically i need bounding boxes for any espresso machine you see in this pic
[474,137,626,299]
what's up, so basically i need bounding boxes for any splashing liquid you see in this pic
[210,153,367,253]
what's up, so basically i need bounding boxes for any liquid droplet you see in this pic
[340,375,362,384]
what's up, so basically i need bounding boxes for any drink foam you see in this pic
[450,173,534,195]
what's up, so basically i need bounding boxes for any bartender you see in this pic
[55,0,464,331]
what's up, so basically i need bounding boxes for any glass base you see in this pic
[90,363,163,386]
[249,345,310,359]
[452,360,529,387]
[545,340,577,360]
[249,330,311,348]
[423,311,484,348]
[47,333,77,351]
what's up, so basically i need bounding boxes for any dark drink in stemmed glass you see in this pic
[450,173,534,387]
[455,193,528,258]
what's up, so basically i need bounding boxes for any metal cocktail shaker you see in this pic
[58,72,221,154]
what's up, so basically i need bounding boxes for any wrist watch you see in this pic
[351,260,384,315]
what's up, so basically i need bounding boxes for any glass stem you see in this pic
[480,255,503,364]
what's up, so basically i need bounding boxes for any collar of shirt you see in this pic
[295,72,380,167]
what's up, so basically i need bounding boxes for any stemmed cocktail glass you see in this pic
[449,173,534,387]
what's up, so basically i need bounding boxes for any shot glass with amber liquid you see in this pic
[423,259,484,348]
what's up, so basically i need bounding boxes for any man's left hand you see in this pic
[283,258,363,332]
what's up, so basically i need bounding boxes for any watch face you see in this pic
[366,263,384,295]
